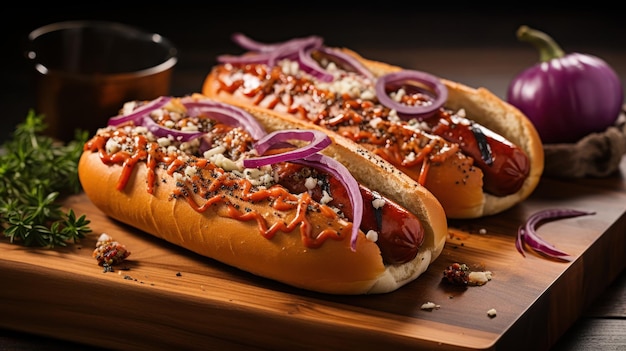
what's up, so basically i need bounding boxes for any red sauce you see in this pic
[214,62,530,196]
[83,108,349,250]
[214,64,455,186]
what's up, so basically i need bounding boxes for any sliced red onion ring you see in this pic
[516,209,596,259]
[375,70,448,120]
[107,96,172,126]
[230,32,322,53]
[243,129,362,251]
[292,153,363,252]
[218,34,323,67]
[221,34,375,82]
[141,115,205,141]
[317,46,375,80]
[181,97,266,140]
[230,32,279,52]
[298,46,334,82]
[515,226,527,257]
[216,52,276,65]
[266,36,323,67]
[243,129,331,168]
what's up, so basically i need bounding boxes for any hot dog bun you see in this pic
[78,96,448,295]
[202,46,544,219]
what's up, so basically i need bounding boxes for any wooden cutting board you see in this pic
[2,159,625,351]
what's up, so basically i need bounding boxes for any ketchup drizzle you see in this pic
[215,62,530,196]
[83,108,350,250]
[215,64,451,186]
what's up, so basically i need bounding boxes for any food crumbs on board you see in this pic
[487,308,497,318]
[468,271,493,286]
[420,302,441,311]
[93,233,131,272]
[442,263,492,286]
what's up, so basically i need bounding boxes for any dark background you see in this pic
[3,6,625,142]
[1,5,625,350]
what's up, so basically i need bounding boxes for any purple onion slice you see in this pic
[107,96,171,126]
[243,129,363,251]
[243,129,331,168]
[516,208,596,259]
[375,70,448,120]
[182,97,266,140]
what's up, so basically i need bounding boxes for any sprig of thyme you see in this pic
[0,109,92,247]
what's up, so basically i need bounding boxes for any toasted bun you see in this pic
[343,48,545,217]
[78,122,447,294]
[202,48,544,218]
[442,80,545,216]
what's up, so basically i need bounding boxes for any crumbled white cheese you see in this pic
[208,153,241,172]
[242,72,262,91]
[169,110,184,122]
[184,165,199,178]
[178,139,200,154]
[157,137,171,147]
[121,101,138,115]
[242,167,274,187]
[162,120,175,129]
[105,138,121,154]
[365,230,378,242]
[360,87,376,100]
[180,123,199,132]
[372,197,385,209]
[319,190,333,205]
[487,308,497,318]
[173,172,185,183]
[392,88,406,102]
[150,108,164,119]
[420,302,440,311]
[280,59,300,76]
[166,145,179,154]
[369,117,383,129]
[304,177,317,190]
[387,109,401,123]
[468,271,493,286]
[318,74,365,99]
[97,233,113,243]
[325,61,339,73]
[203,145,226,159]
[405,151,416,164]
[411,119,431,131]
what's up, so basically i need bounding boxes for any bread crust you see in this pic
[202,48,544,218]
[338,48,544,217]
[78,97,448,295]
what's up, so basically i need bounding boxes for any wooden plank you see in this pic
[1,163,625,351]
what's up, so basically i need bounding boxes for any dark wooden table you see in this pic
[1,8,624,350]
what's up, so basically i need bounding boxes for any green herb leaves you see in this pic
[0,110,92,247]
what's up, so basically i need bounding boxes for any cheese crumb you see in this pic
[420,302,440,311]
[365,230,378,242]
[487,308,497,318]
[304,177,317,190]
[468,271,493,286]
[372,197,385,209]
[319,190,333,205]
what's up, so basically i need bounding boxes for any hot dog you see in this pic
[202,34,545,218]
[77,95,448,294]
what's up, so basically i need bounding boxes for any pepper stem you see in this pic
[516,25,565,62]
